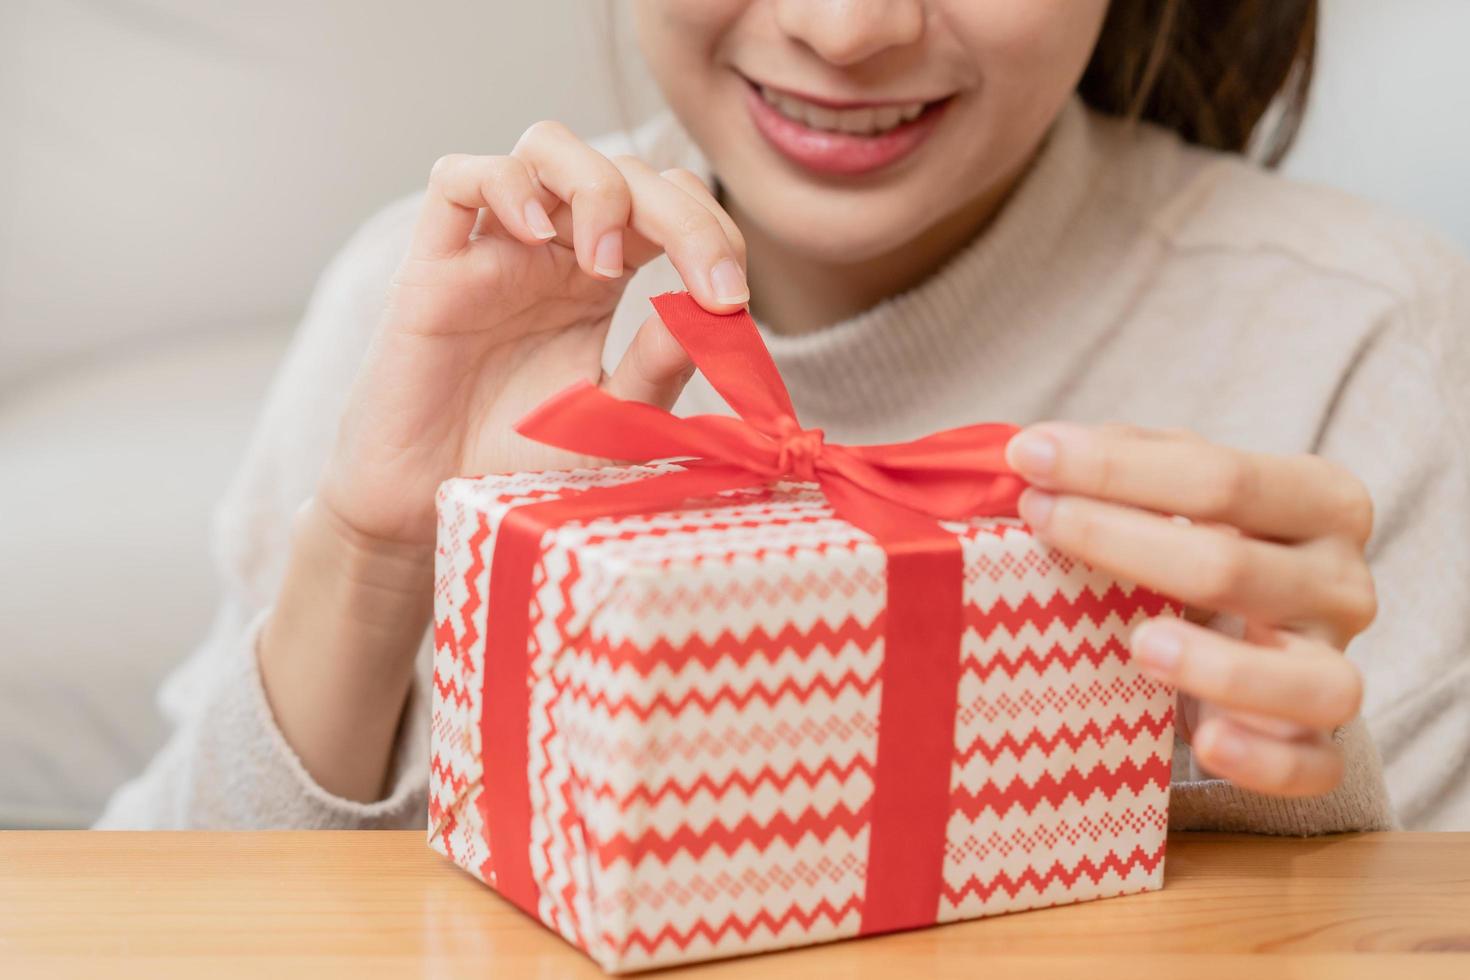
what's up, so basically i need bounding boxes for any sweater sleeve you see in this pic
[94,606,430,829]
[1311,238,1470,831]
[94,193,433,829]
[1167,609,1394,834]
[1171,234,1470,834]
[1168,716,1394,834]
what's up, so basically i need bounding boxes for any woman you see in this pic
[101,1,1470,831]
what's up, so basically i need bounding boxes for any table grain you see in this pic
[2,831,1468,978]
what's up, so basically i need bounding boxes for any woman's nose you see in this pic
[773,0,925,67]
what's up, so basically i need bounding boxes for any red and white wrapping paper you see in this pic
[427,293,1179,973]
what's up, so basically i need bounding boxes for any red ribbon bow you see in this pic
[478,291,1027,938]
[513,293,1026,526]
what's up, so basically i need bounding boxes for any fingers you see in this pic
[1191,716,1345,797]
[513,120,632,279]
[1005,422,1375,545]
[1129,617,1363,730]
[1017,490,1377,638]
[414,153,557,259]
[416,123,750,313]
[608,155,749,308]
[658,168,748,270]
[601,312,696,409]
[512,122,748,310]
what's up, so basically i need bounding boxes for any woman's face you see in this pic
[632,0,1109,264]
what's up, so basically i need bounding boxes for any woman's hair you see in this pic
[1078,0,1317,167]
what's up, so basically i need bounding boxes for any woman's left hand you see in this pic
[1004,421,1379,797]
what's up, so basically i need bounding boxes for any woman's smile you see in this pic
[740,74,954,177]
[634,2,1113,273]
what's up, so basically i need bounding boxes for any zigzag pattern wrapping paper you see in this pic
[428,463,1179,973]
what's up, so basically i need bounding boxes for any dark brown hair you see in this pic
[1078,0,1317,167]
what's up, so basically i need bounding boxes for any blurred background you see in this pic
[1,0,1467,829]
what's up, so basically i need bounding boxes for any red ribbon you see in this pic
[478,291,1026,936]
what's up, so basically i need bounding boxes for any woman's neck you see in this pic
[721,160,1031,336]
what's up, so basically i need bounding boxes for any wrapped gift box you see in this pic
[427,293,1179,973]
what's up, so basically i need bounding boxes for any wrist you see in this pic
[255,498,436,803]
[296,496,436,640]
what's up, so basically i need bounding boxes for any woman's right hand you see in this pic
[258,122,747,802]
[319,119,750,552]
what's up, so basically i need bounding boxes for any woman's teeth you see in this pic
[758,85,926,136]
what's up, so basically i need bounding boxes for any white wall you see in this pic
[0,0,655,391]
[1284,0,1470,249]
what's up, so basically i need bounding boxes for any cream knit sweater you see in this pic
[98,97,1470,832]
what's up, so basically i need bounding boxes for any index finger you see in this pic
[609,155,749,311]
[658,167,748,270]
[1005,422,1373,543]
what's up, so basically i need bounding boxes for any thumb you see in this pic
[600,311,696,410]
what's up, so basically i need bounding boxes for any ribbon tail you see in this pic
[513,380,715,463]
[824,442,1027,522]
[848,422,1022,466]
[649,292,797,436]
[515,380,785,473]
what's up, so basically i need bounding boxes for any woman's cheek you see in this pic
[631,0,748,53]
[631,0,747,117]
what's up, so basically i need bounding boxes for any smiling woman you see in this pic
[633,1,1115,322]
[91,0,1470,836]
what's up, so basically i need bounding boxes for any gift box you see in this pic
[428,292,1180,973]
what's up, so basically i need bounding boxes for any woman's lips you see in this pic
[743,82,951,178]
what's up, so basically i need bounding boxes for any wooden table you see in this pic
[3,831,1468,978]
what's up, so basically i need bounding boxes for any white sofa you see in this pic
[2,0,1466,828]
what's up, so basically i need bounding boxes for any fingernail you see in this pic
[710,259,749,305]
[1007,430,1058,476]
[1132,622,1183,674]
[1018,488,1055,530]
[523,200,556,240]
[1203,725,1248,768]
[593,232,623,278]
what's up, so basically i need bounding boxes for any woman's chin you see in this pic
[747,208,938,267]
